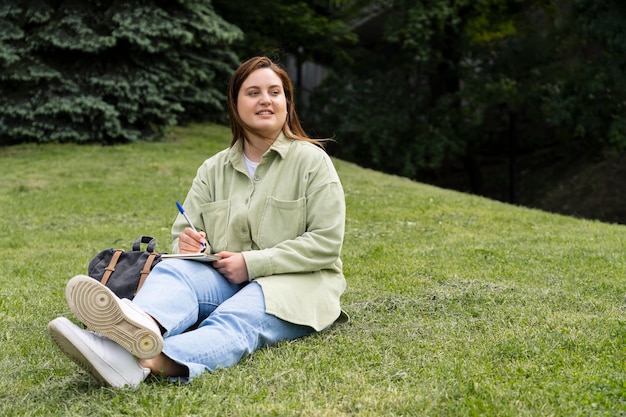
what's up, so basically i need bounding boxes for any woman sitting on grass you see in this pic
[47,56,347,388]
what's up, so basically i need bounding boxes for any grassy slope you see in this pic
[0,124,624,416]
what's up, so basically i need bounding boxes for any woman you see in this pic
[47,56,347,388]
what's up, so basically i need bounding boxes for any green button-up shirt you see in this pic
[172,133,346,331]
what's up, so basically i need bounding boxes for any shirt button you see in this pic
[241,227,248,234]
[254,174,260,181]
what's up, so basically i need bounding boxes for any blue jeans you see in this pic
[131,259,315,381]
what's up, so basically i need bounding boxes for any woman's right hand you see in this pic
[178,227,207,253]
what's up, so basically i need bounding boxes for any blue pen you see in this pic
[176,201,206,250]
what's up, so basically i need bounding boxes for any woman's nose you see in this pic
[259,92,271,104]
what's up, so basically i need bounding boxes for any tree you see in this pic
[540,0,626,151]
[212,0,356,65]
[0,0,242,145]
[308,0,612,191]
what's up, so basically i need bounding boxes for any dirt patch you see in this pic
[427,148,626,225]
[536,153,626,224]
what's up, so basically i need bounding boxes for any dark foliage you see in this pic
[308,0,626,194]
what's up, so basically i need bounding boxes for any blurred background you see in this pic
[2,0,624,223]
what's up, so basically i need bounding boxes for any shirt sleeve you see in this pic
[171,162,215,253]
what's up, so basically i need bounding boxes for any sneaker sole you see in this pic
[65,275,163,359]
[48,317,133,388]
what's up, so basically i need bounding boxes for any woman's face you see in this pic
[237,67,287,140]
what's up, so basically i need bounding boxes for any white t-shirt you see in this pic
[243,152,259,177]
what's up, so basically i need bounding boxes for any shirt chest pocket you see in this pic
[256,197,306,249]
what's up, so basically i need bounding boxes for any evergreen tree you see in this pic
[0,0,242,145]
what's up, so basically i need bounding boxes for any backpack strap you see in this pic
[135,252,159,296]
[101,249,124,287]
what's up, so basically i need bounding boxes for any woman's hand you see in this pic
[178,227,207,253]
[213,252,249,284]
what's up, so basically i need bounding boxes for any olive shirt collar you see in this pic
[227,132,291,173]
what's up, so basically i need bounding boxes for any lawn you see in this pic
[1,123,625,416]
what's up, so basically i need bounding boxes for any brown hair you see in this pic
[227,56,323,147]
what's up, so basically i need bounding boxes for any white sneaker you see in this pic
[48,317,150,388]
[65,275,163,359]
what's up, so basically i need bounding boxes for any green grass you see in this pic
[1,123,625,416]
